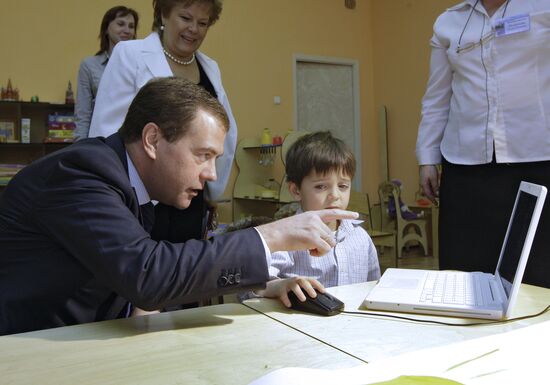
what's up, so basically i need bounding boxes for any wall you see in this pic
[0,0,152,102]
[0,0,377,222]
[209,0,378,219]
[371,0,456,202]
[1,1,463,217]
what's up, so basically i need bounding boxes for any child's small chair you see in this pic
[348,191,397,266]
[378,181,428,258]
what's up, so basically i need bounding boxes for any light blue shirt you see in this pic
[126,152,150,205]
[268,212,381,287]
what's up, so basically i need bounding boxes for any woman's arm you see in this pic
[416,32,453,199]
[74,60,94,140]
[88,42,138,138]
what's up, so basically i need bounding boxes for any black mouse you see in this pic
[287,289,344,316]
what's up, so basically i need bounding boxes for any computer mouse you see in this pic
[287,289,344,316]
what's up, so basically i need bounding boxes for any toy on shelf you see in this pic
[0,79,20,101]
[65,81,75,105]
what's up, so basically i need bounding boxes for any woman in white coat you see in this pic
[89,0,236,243]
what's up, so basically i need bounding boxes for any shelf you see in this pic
[232,133,306,221]
[233,196,281,203]
[0,101,73,109]
[242,144,282,150]
[0,101,74,143]
[0,142,71,147]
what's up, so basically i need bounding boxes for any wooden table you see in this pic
[244,281,550,363]
[2,282,548,384]
[0,304,361,385]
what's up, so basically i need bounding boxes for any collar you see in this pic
[143,32,209,77]
[447,1,477,12]
[142,31,163,53]
[142,32,176,78]
[449,0,508,13]
[126,152,151,205]
[335,217,364,243]
[99,51,110,66]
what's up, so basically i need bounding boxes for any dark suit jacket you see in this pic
[0,134,268,335]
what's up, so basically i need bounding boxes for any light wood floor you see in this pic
[378,245,439,274]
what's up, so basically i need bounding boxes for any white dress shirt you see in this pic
[416,0,550,166]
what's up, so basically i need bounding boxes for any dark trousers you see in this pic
[439,159,550,288]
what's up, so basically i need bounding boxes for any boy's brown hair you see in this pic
[285,131,356,187]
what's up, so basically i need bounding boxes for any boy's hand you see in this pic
[259,277,325,308]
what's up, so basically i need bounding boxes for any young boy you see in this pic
[254,131,381,307]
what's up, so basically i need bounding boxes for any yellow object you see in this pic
[260,128,272,145]
[370,376,463,385]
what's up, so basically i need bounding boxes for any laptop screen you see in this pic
[497,190,538,298]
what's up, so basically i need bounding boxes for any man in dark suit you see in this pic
[0,77,356,335]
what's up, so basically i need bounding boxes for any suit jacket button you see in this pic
[218,275,228,287]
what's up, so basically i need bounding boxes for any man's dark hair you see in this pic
[285,131,356,187]
[119,77,229,143]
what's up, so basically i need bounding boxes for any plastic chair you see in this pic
[378,181,428,258]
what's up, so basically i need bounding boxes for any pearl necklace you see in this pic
[163,48,195,65]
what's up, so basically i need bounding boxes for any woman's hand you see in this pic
[419,165,440,203]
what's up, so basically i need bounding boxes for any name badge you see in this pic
[494,13,530,37]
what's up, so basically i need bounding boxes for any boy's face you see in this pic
[289,168,352,212]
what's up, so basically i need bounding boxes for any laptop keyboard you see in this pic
[419,271,490,306]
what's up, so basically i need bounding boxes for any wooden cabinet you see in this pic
[0,101,74,191]
[0,101,74,143]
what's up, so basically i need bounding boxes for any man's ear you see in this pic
[288,181,302,201]
[142,123,161,160]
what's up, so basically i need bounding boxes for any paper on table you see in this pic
[249,319,550,384]
[249,367,462,385]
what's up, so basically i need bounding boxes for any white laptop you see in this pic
[363,181,547,320]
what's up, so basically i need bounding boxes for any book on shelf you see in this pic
[47,114,75,142]
[0,163,26,185]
